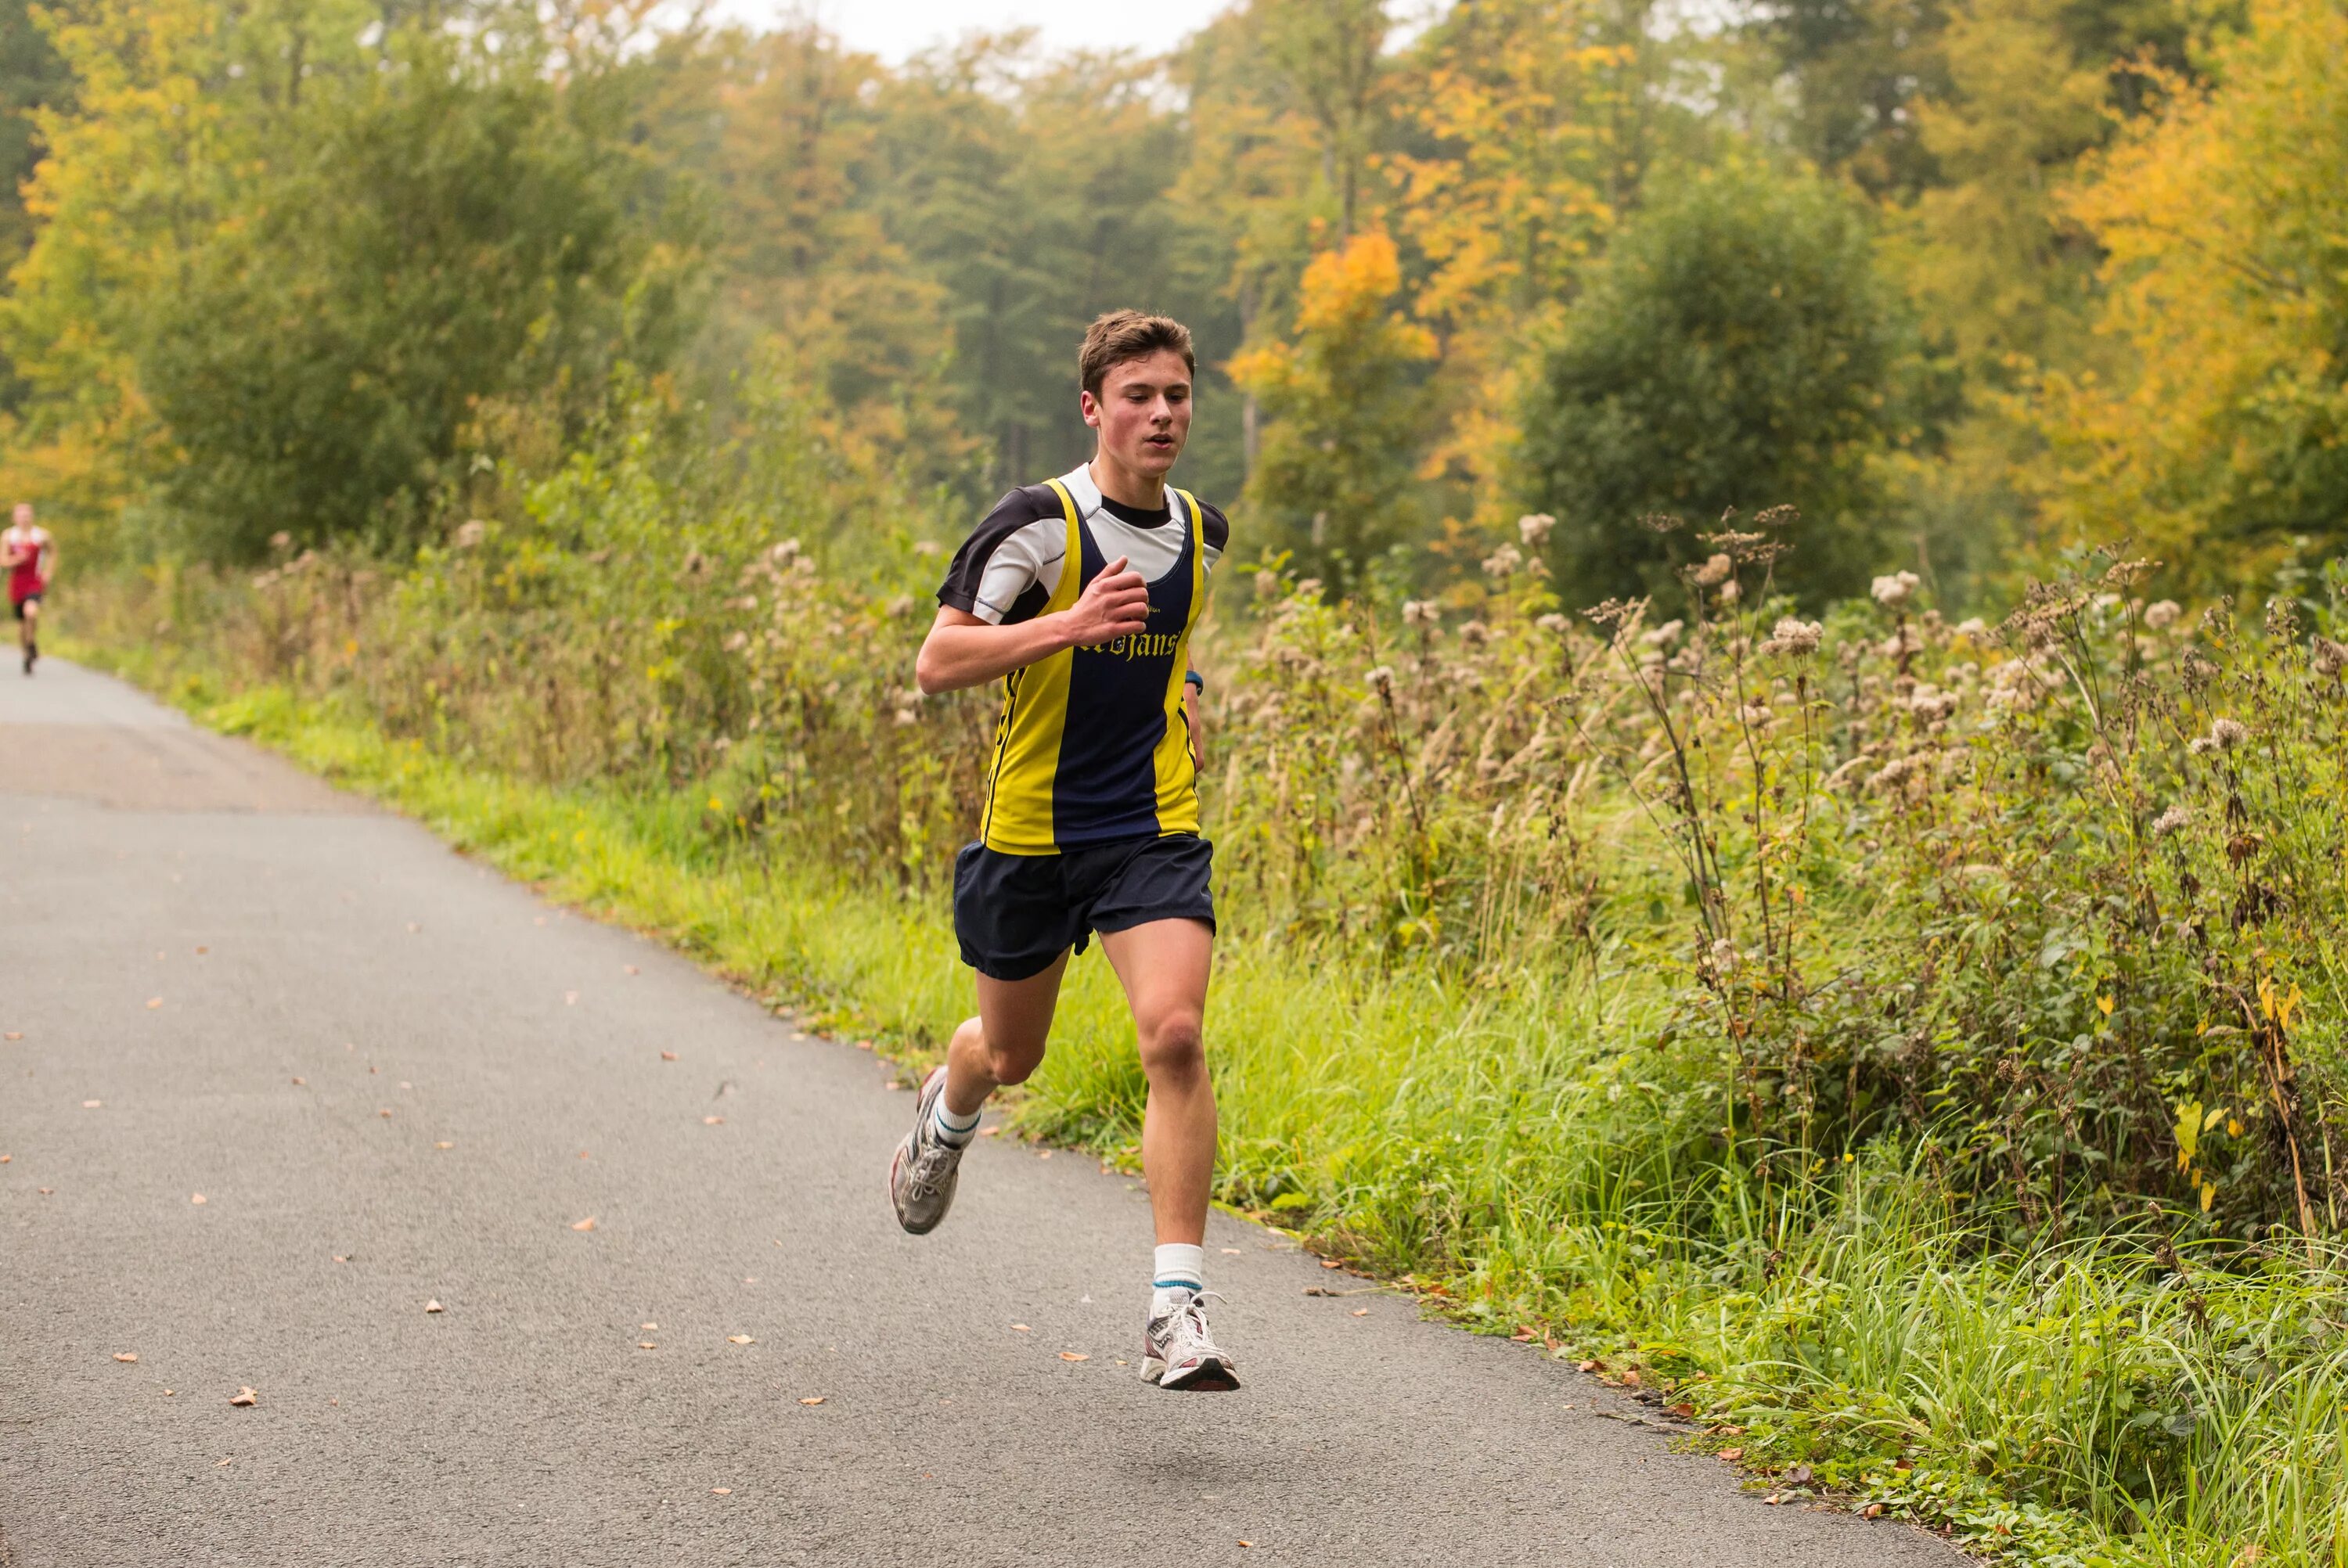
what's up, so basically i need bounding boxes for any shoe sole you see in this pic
[1141,1354,1241,1392]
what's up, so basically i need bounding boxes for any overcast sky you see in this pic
[723,0,1237,61]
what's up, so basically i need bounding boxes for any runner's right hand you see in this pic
[1065,556,1149,646]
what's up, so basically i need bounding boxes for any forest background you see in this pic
[9,0,2348,1563]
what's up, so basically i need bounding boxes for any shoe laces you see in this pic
[1158,1289,1227,1354]
[904,1126,960,1196]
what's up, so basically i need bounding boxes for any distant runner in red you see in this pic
[2,502,54,677]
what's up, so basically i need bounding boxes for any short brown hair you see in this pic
[1079,311,1194,397]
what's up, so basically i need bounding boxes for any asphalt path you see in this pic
[0,658,1963,1566]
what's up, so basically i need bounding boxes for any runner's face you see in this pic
[10,505,27,529]
[1082,351,1192,480]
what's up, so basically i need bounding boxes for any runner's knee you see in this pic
[1136,1010,1205,1082]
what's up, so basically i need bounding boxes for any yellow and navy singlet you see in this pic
[936,466,1229,856]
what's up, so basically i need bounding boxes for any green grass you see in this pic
[65,638,2348,1567]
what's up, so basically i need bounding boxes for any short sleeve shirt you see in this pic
[937,465,1229,625]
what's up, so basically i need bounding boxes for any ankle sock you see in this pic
[1151,1243,1205,1318]
[928,1095,981,1148]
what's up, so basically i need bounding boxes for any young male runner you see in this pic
[891,310,1238,1392]
[2,503,55,676]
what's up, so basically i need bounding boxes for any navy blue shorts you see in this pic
[953,834,1215,981]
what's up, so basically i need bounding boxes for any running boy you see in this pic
[2,502,54,676]
[891,311,1237,1392]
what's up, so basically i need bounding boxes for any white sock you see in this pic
[929,1095,981,1148]
[1151,1243,1205,1318]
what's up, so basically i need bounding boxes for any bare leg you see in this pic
[17,601,33,659]
[941,951,1069,1120]
[1098,919,1215,1247]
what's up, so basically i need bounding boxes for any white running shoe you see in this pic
[1143,1289,1241,1391]
[888,1065,965,1235]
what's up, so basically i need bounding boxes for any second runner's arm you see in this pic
[914,556,1149,696]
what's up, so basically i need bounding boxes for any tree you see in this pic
[1227,228,1435,582]
[2033,0,2348,581]
[0,0,699,557]
[1518,161,1925,603]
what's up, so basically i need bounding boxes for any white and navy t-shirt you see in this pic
[937,465,1229,626]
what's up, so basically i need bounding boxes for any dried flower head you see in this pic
[2314,637,2348,678]
[2152,804,2192,837]
[1482,544,1524,577]
[1367,665,1395,692]
[1518,513,1557,546]
[454,520,488,549]
[1718,579,1741,605]
[1953,617,1988,640]
[913,539,943,559]
[1691,553,1733,588]
[1401,599,1439,628]
[2208,717,2249,750]
[1638,512,1684,535]
[2144,600,2181,631]
[2266,598,2301,641]
[1871,570,1921,608]
[1535,613,1569,634]
[1759,617,1823,656]
[1254,570,1281,602]
[1639,619,1685,649]
[1458,620,1490,646]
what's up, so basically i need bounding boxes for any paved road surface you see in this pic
[0,660,1961,1566]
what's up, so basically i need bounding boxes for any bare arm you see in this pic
[914,555,1149,696]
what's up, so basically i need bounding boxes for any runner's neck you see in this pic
[1088,455,1167,513]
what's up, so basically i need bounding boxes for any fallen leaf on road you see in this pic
[82,1099,101,1109]
[0,1154,9,1163]
[4,1031,20,1040]
[434,1141,452,1149]
[1351,1308,1369,1317]
[1717,1448,1744,1462]
[661,1051,678,1061]
[1763,1493,1783,1506]
[624,965,639,975]
[565,992,579,1005]
[1010,1325,1030,1332]
[638,1341,657,1350]
[113,1352,138,1363]
[217,1458,232,1467]
[145,998,161,1009]
[195,947,207,955]
[1784,1464,1812,1485]
[398,1081,411,1090]
[729,1335,754,1345]
[798,1396,824,1405]
[1220,1247,1242,1255]
[856,1040,873,1051]
[38,1186,53,1194]
[291,1077,305,1086]
[1059,1351,1089,1362]
[979,1126,999,1137]
[703,1115,724,1125]
[163,1389,174,1396]
[571,1217,596,1232]
[333,1255,348,1263]
[1620,1369,1641,1387]
[377,1108,392,1118]
[1320,1259,1341,1270]
[711,1487,732,1495]
[229,1387,257,1407]
[423,1300,444,1314]
[1863,1503,1885,1519]
[1577,1358,1601,1372]
[406,922,420,933]
[1238,1541,1254,1549]
[191,1193,206,1205]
